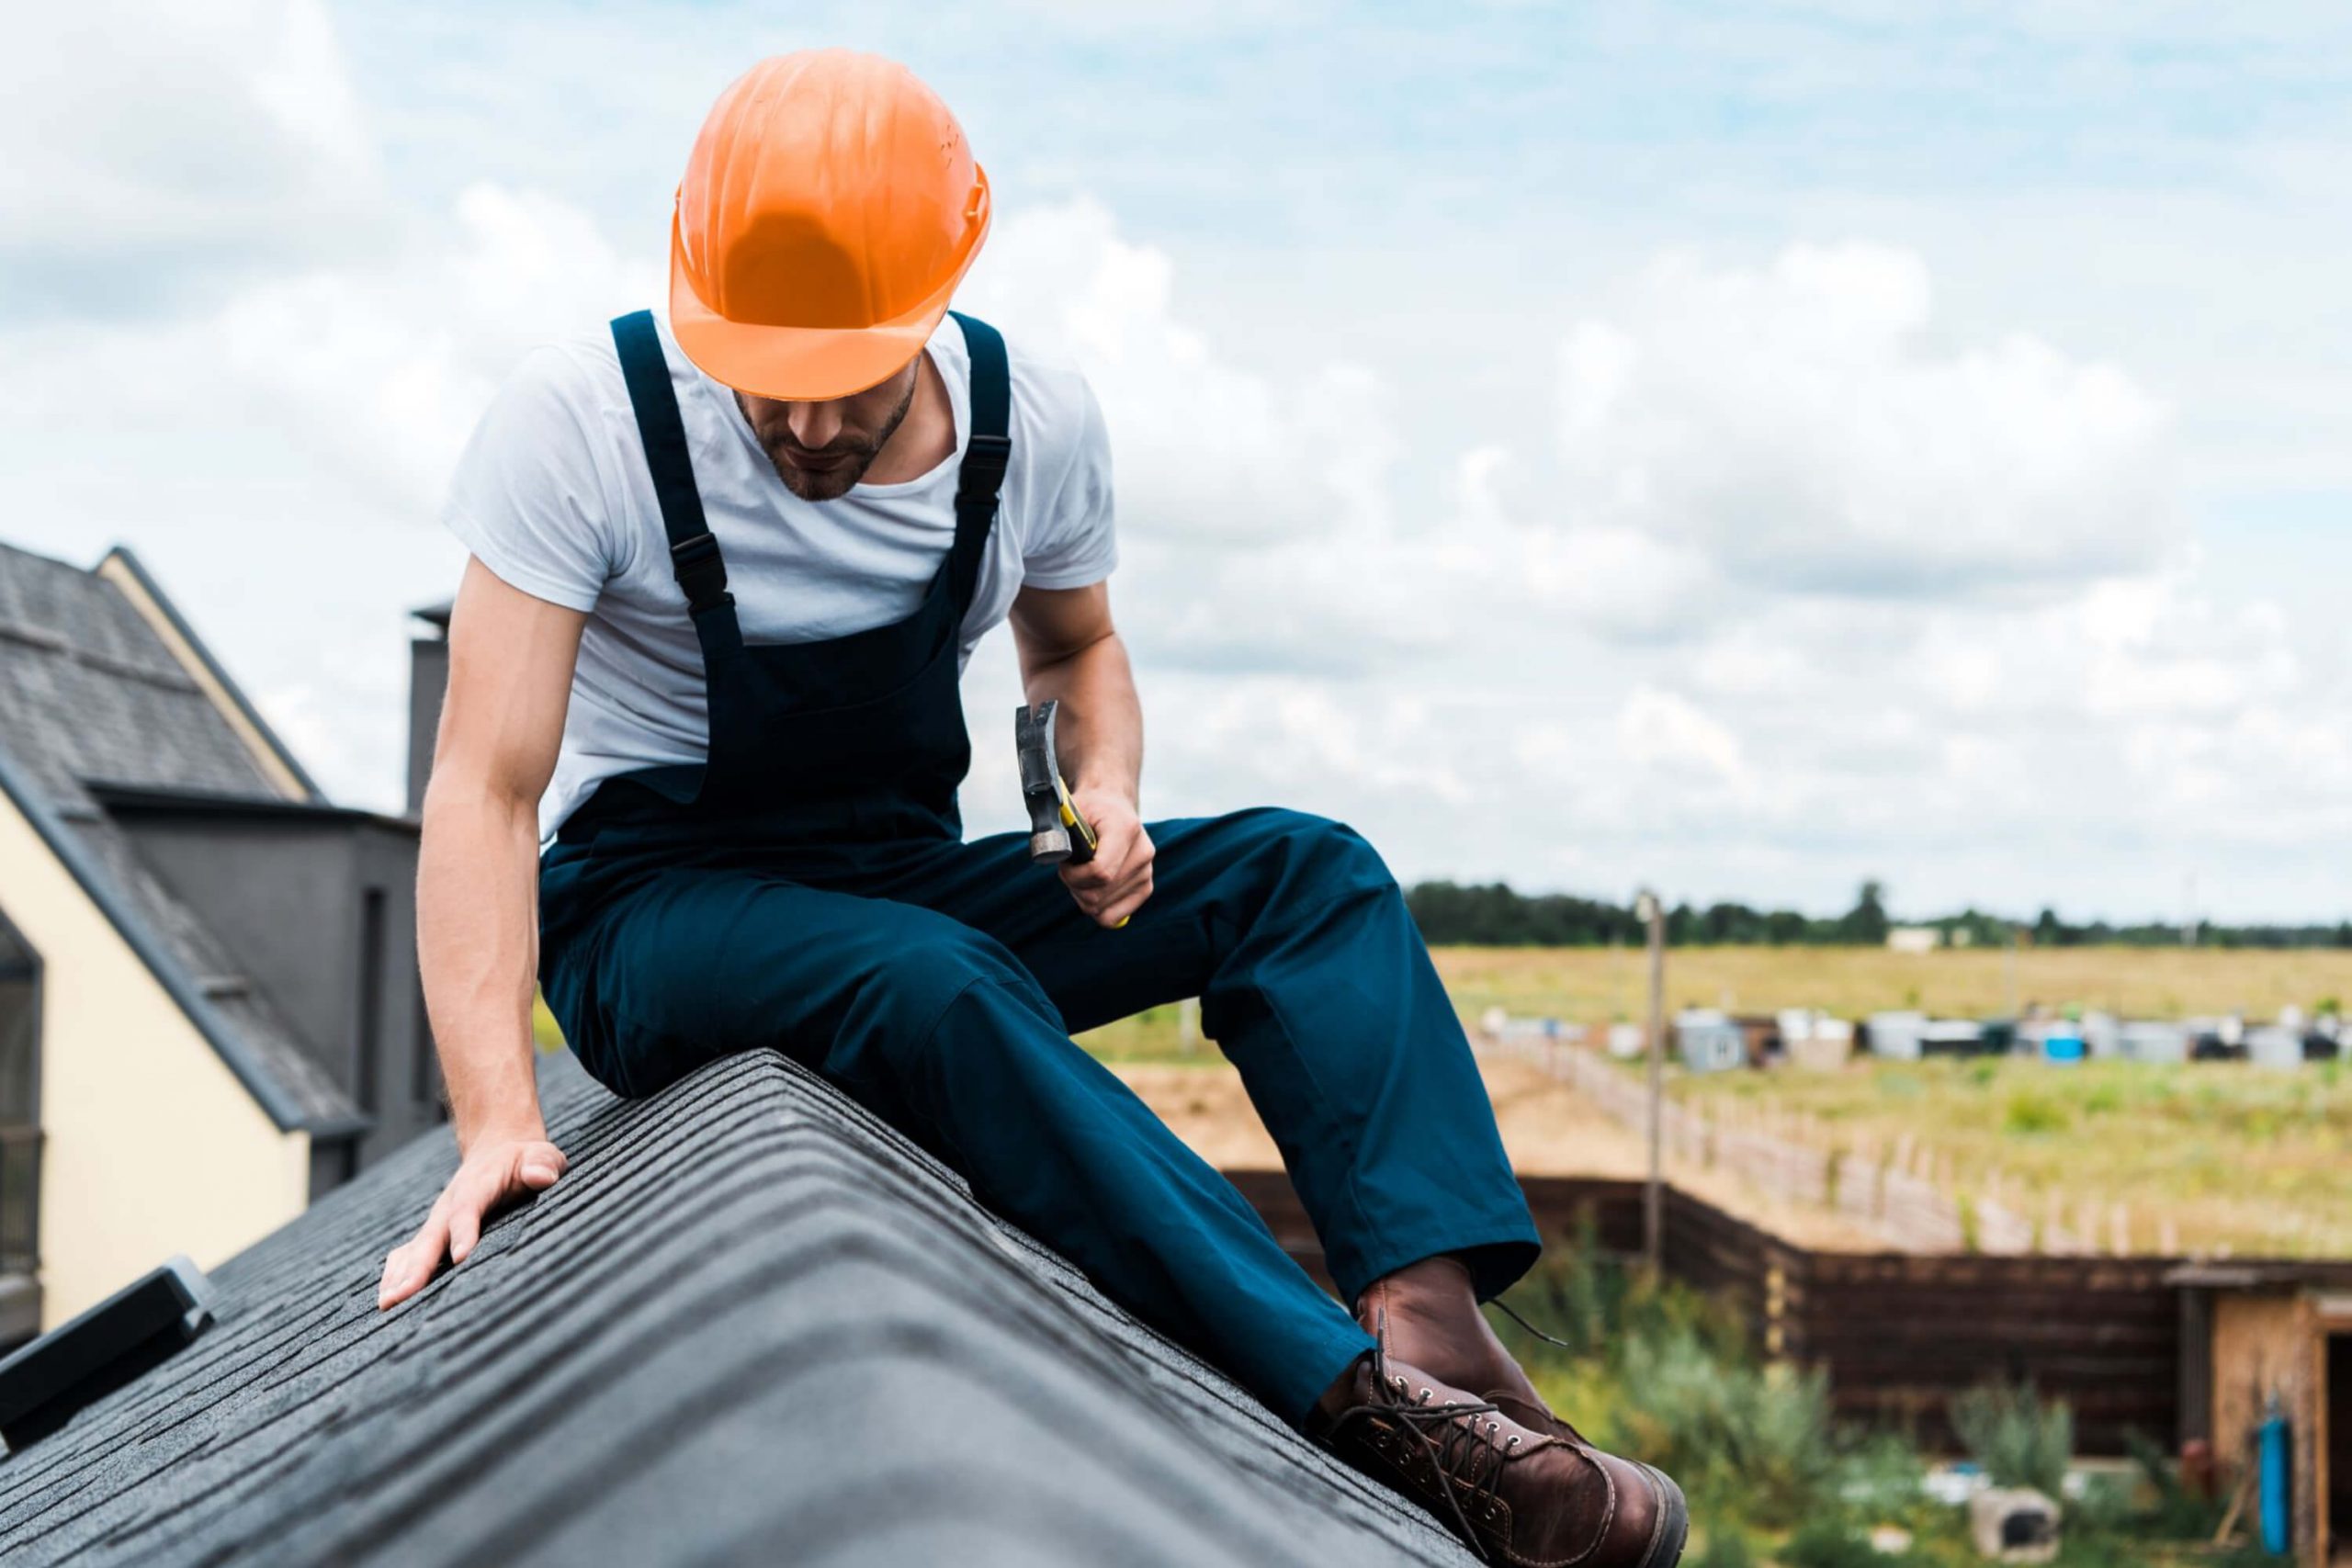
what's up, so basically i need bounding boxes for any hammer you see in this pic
[1015,700,1100,866]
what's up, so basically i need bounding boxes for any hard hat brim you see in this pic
[666,174,992,402]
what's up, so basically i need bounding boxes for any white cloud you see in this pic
[2,0,2345,921]
[5,184,658,521]
[961,197,1396,548]
[1617,686,1747,784]
[0,0,384,314]
[1555,243,2177,601]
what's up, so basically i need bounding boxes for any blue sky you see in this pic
[4,2,2348,920]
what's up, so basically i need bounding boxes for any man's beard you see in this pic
[750,378,918,502]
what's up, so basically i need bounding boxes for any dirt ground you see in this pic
[1115,1055,1884,1250]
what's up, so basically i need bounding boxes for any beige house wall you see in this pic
[0,788,311,1327]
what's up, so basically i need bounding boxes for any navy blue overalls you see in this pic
[537,310,1540,1425]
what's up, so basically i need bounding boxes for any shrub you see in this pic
[1780,1517,1884,1568]
[2002,1089,2072,1136]
[1608,1328,1840,1529]
[1487,1218,1625,1361]
[1951,1382,2073,1496]
[1690,1527,1756,1568]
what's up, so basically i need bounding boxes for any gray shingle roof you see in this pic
[0,1050,1474,1566]
[0,541,356,1132]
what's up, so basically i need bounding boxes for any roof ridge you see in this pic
[0,1051,1471,1565]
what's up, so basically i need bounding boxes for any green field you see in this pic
[1081,946,2352,1065]
[1074,947,2352,1258]
[1669,1053,2352,1258]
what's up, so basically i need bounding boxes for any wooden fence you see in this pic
[1222,1168,2181,1454]
[1495,1037,2068,1253]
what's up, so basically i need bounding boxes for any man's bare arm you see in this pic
[1009,581,1151,927]
[379,558,586,1309]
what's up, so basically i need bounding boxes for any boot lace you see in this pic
[1326,1339,1525,1559]
[1486,1294,1600,1448]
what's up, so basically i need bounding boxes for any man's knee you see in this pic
[1234,807,1396,906]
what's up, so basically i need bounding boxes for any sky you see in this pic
[3,1,2348,922]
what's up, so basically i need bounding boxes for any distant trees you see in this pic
[1403,879,2352,950]
[1837,881,1891,946]
[1401,882,1644,947]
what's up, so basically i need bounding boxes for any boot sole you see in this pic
[1637,1464,1690,1567]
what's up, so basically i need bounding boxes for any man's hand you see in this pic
[1060,784,1154,928]
[377,1133,568,1310]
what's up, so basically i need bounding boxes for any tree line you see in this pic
[1403,879,2352,950]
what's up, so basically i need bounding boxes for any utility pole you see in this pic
[1637,888,1666,1279]
[2005,922,2019,1021]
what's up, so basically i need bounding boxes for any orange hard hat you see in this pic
[669,51,991,400]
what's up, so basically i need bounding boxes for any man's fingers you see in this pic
[1072,858,1153,923]
[1060,840,1127,890]
[1100,881,1155,929]
[1062,827,1151,908]
[376,1138,569,1309]
[447,1198,485,1266]
[379,1213,450,1310]
[1095,863,1156,927]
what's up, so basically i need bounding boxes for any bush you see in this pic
[1780,1517,1884,1568]
[2003,1089,2072,1136]
[1608,1328,1840,1529]
[1951,1382,2073,1496]
[1690,1528,1756,1568]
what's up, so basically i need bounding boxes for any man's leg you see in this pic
[547,865,1373,1424]
[879,813,1686,1566]
[874,807,1543,1305]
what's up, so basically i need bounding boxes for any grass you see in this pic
[1666,1054,2352,1257]
[1070,1002,1210,1065]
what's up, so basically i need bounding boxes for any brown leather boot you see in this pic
[1311,1348,1685,1566]
[1353,1258,1689,1565]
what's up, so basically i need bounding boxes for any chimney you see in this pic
[406,604,452,818]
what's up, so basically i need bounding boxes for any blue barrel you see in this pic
[2259,1412,2291,1555]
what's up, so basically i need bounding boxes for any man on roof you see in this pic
[378,50,1686,1567]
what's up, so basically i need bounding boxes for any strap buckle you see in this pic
[668,530,731,614]
[956,433,1012,499]
[670,531,723,575]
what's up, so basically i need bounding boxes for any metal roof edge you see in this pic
[83,781,418,838]
[0,743,370,1138]
[95,546,328,805]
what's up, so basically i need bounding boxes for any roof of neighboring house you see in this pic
[0,1050,1470,1567]
[2166,1259,2352,1291]
[0,540,359,1134]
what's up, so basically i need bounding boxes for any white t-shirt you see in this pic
[443,314,1117,840]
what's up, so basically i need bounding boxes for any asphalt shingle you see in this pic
[0,1050,1475,1566]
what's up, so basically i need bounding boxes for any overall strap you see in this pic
[946,311,1012,606]
[610,310,733,617]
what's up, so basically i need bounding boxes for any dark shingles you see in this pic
[0,1051,1474,1567]
[0,541,356,1130]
